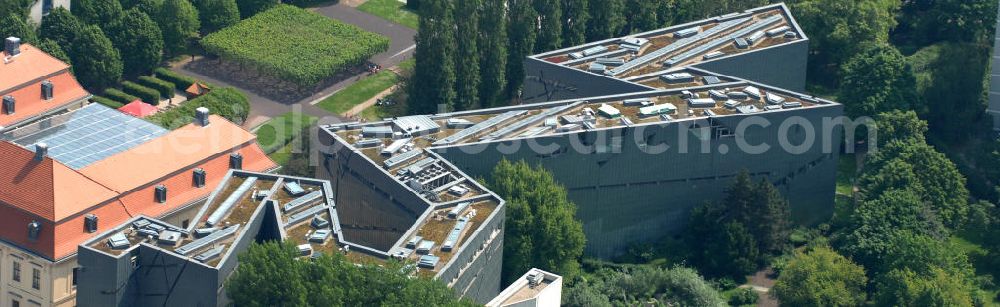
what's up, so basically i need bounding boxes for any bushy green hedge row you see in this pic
[146,87,250,129]
[122,81,161,105]
[91,96,125,108]
[200,5,389,87]
[104,89,140,104]
[154,67,199,91]
[138,76,176,98]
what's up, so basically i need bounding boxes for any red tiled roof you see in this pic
[0,44,90,127]
[0,115,278,260]
[118,100,158,118]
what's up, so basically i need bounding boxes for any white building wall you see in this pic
[28,0,71,26]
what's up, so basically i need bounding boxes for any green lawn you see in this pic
[836,153,857,196]
[268,142,296,165]
[357,0,419,29]
[255,112,318,153]
[317,69,399,115]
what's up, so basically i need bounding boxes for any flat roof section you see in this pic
[12,104,168,169]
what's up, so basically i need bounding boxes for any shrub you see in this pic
[137,76,176,98]
[122,81,161,105]
[200,5,389,86]
[154,67,198,90]
[104,89,140,104]
[728,288,758,306]
[91,96,124,108]
[146,87,250,129]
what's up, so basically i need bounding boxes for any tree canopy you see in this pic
[71,0,124,25]
[488,159,586,284]
[156,0,199,56]
[106,8,163,77]
[563,265,726,307]
[39,7,80,47]
[227,242,476,306]
[409,0,457,114]
[792,0,899,85]
[69,25,123,92]
[0,13,38,43]
[839,43,918,117]
[197,0,240,34]
[771,246,868,307]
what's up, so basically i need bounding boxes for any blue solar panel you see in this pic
[13,104,168,169]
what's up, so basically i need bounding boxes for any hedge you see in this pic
[122,81,161,105]
[200,5,389,87]
[91,96,124,108]
[154,67,198,91]
[138,76,176,98]
[146,87,250,129]
[104,89,140,104]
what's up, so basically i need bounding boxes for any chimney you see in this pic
[5,37,21,57]
[194,107,210,126]
[35,143,48,161]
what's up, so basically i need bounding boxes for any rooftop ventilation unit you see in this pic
[434,110,526,145]
[736,105,760,114]
[286,204,329,226]
[448,202,472,219]
[229,153,243,169]
[703,76,722,85]
[746,30,766,45]
[784,31,798,39]
[588,63,606,73]
[766,93,785,105]
[284,181,307,196]
[3,95,14,115]
[688,98,716,108]
[361,126,394,138]
[664,15,783,67]
[639,104,678,117]
[446,118,474,129]
[733,38,750,49]
[34,143,47,161]
[442,217,470,252]
[406,236,423,248]
[392,115,440,136]
[623,98,652,107]
[764,105,782,111]
[481,102,582,141]
[85,214,99,233]
[581,45,609,57]
[155,185,168,203]
[282,190,322,213]
[595,57,626,66]
[724,100,740,109]
[568,52,584,59]
[157,230,182,245]
[206,177,258,226]
[418,255,439,268]
[703,51,725,60]
[193,168,206,188]
[4,37,20,57]
[598,104,621,118]
[727,91,748,100]
[782,101,802,109]
[610,17,751,75]
[354,138,382,148]
[383,149,422,169]
[27,220,40,240]
[620,37,649,47]
[674,27,700,38]
[193,245,225,263]
[416,240,435,254]
[743,86,761,99]
[766,26,792,37]
[297,244,313,256]
[309,229,331,243]
[660,73,695,84]
[448,185,469,196]
[381,138,411,156]
[107,233,130,250]
[137,228,159,238]
[194,227,218,238]
[194,107,210,126]
[703,109,717,117]
[311,215,330,229]
[41,81,54,100]
[709,90,728,100]
[175,224,240,255]
[557,124,582,132]
[527,272,544,287]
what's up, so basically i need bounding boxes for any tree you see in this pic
[197,0,239,33]
[873,110,927,148]
[409,0,456,114]
[563,265,726,306]
[477,0,507,107]
[875,268,979,307]
[858,158,924,201]
[70,25,123,91]
[452,0,479,111]
[0,13,38,43]
[0,0,32,19]
[922,43,990,142]
[585,0,624,41]
[35,39,71,65]
[488,159,586,284]
[863,140,970,228]
[840,189,948,272]
[505,0,537,100]
[748,179,792,254]
[560,0,587,47]
[227,242,476,306]
[624,0,659,34]
[838,43,918,117]
[133,0,163,16]
[792,0,899,85]
[157,0,199,56]
[39,7,80,47]
[106,9,163,77]
[71,0,124,25]
[686,203,761,278]
[771,246,868,307]
[237,0,277,18]
[533,0,561,52]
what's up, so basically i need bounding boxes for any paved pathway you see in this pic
[170,2,416,129]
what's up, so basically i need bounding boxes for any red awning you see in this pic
[118,100,158,118]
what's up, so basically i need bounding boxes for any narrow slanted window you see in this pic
[31,268,39,290]
[193,168,206,188]
[229,153,243,170]
[27,221,40,241]
[84,214,98,233]
[12,261,20,282]
[41,81,53,100]
[2,96,14,115]
[155,185,167,203]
